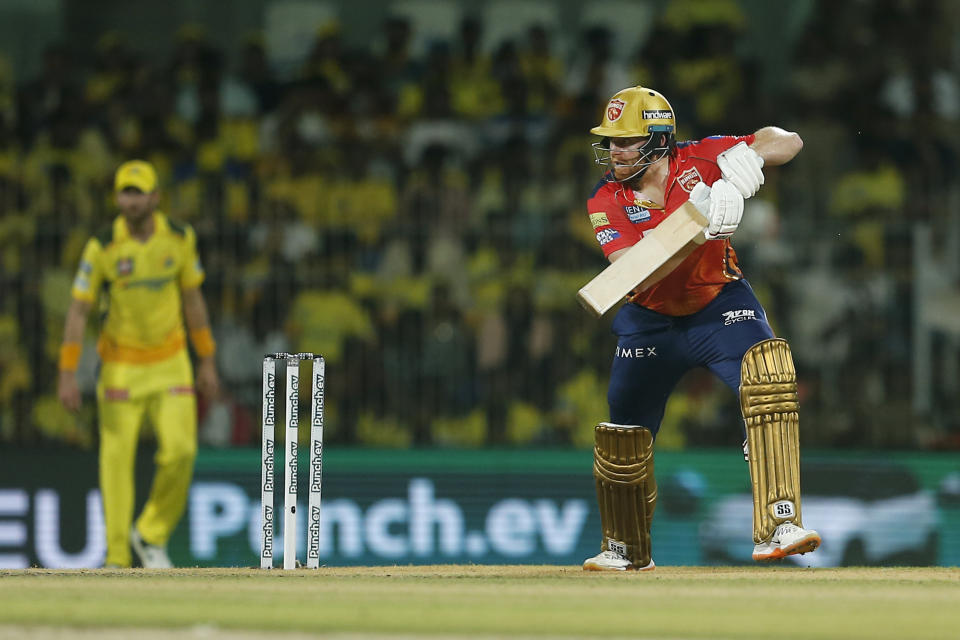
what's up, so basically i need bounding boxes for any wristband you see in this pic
[59,342,82,371]
[189,327,216,358]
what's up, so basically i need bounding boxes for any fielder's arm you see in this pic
[182,286,221,399]
[62,298,91,345]
[57,298,92,412]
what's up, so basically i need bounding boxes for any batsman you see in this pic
[582,86,820,571]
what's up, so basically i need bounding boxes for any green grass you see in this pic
[1,566,958,639]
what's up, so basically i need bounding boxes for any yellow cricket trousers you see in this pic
[96,349,197,567]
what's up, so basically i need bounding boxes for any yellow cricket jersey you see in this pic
[71,212,205,364]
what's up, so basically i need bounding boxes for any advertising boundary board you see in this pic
[1,448,959,568]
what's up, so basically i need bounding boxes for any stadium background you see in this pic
[1,0,959,568]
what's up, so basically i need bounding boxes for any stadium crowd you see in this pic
[1,0,958,450]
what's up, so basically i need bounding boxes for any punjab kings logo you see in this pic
[677,167,703,192]
[607,98,626,122]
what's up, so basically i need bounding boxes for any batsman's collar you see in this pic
[114,160,158,193]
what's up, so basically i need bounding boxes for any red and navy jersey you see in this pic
[586,134,755,316]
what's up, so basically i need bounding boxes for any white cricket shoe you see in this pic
[752,522,821,562]
[131,527,173,569]
[583,550,655,572]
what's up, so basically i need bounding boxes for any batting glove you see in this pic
[690,179,743,240]
[717,142,764,198]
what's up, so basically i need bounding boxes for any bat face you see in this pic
[577,201,708,317]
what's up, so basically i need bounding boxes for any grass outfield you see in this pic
[1,566,958,639]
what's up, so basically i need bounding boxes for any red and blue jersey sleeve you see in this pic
[586,183,641,258]
[679,134,755,166]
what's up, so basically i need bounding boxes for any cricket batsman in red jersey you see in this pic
[581,86,821,571]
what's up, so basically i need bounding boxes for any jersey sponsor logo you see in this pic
[124,276,175,291]
[721,309,757,325]
[104,388,129,401]
[163,256,174,269]
[116,257,134,277]
[168,385,195,396]
[677,167,703,192]
[607,98,626,122]
[589,212,610,228]
[596,228,621,245]
[624,205,651,223]
[615,346,657,358]
[79,260,93,275]
[642,109,672,120]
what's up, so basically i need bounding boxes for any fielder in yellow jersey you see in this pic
[57,160,220,568]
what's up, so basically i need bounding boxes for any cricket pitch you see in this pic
[1,565,957,639]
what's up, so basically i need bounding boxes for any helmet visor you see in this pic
[593,128,673,182]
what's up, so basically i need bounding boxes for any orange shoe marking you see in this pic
[753,534,821,562]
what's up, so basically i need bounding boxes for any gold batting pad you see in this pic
[593,423,657,568]
[741,339,803,543]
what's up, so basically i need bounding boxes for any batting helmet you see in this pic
[591,86,676,138]
[591,86,677,182]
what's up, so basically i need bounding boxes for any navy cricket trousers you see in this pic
[607,279,775,437]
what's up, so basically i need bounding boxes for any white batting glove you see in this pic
[690,179,743,240]
[690,181,712,216]
[717,142,764,198]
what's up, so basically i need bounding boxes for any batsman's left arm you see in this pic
[750,126,803,167]
[717,128,802,199]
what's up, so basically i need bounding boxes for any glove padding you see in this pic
[690,179,743,240]
[717,142,764,198]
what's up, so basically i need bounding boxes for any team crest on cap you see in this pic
[677,167,703,192]
[607,98,626,122]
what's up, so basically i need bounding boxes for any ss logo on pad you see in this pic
[773,500,795,519]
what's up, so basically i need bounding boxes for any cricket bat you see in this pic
[577,200,709,317]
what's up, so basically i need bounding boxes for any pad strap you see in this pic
[741,339,803,543]
[593,422,656,567]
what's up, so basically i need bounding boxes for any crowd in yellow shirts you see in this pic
[2,0,959,450]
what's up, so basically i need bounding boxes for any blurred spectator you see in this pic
[16,43,76,146]
[563,26,631,104]
[659,0,747,136]
[518,25,562,116]
[302,21,350,94]
[449,16,502,120]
